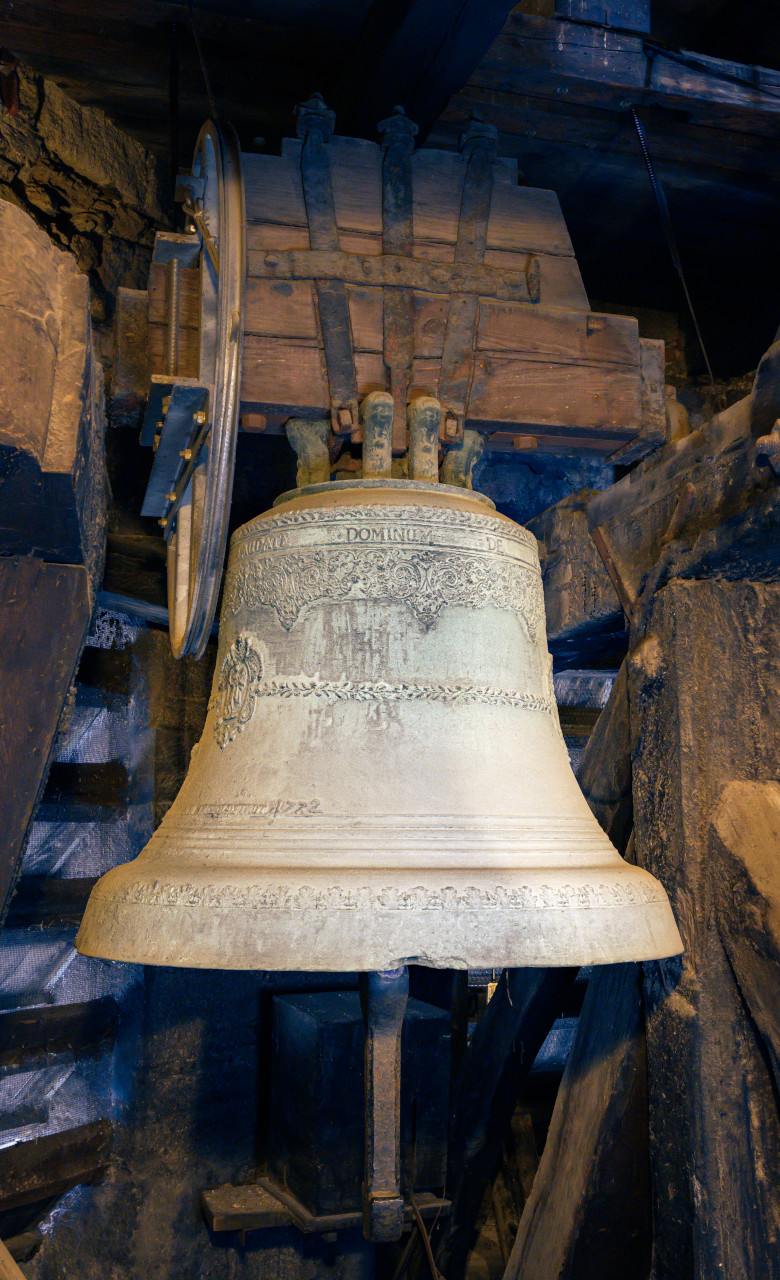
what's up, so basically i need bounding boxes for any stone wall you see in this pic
[0,66,165,339]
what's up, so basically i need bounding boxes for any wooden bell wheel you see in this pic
[166,120,245,659]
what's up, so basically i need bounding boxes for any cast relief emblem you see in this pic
[222,548,542,634]
[214,635,266,748]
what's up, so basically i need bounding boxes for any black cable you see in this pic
[187,0,220,123]
[631,107,715,386]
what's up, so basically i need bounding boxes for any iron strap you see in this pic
[296,95,359,434]
[438,118,499,439]
[379,108,418,453]
[252,247,538,303]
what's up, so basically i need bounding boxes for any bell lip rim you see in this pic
[271,477,496,510]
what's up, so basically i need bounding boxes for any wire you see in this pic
[187,0,220,123]
[630,107,715,386]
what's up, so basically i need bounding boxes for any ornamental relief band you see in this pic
[233,504,539,556]
[222,548,543,634]
[213,636,556,748]
[103,879,667,911]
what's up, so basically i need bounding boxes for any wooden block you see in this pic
[0,1120,112,1212]
[0,559,91,920]
[610,337,667,465]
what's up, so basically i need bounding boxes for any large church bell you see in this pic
[78,393,681,974]
[78,103,682,1244]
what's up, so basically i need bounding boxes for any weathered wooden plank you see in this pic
[0,1239,27,1280]
[481,14,780,131]
[0,1120,112,1212]
[243,143,579,258]
[711,780,780,1091]
[629,581,780,1280]
[505,964,651,1280]
[0,559,91,922]
[234,334,640,436]
[0,999,120,1071]
[588,397,780,619]
[609,337,667,465]
[111,287,150,429]
[432,968,576,1280]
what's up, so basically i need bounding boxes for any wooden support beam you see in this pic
[629,580,780,1279]
[0,559,92,923]
[5,877,99,929]
[0,999,120,1072]
[473,13,780,133]
[329,0,517,142]
[36,762,129,823]
[0,1121,112,1212]
[505,963,651,1280]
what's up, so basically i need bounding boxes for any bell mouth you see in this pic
[273,477,496,510]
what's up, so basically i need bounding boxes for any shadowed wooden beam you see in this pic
[0,1000,120,1071]
[0,1121,112,1212]
[329,0,517,141]
[0,560,92,923]
[430,966,576,1280]
[504,963,651,1280]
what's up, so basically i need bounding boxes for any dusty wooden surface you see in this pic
[629,581,780,1279]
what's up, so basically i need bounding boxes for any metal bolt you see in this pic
[180,447,193,460]
[166,491,177,502]
[193,411,207,427]
[337,406,354,429]
[158,517,168,528]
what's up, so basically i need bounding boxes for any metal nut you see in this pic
[193,411,207,427]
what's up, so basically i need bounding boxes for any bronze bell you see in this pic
[77,445,681,971]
